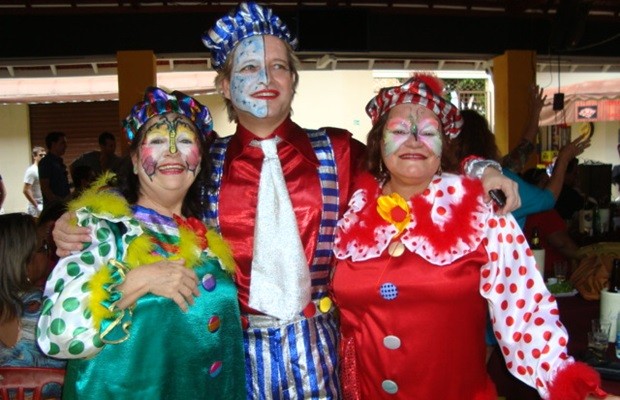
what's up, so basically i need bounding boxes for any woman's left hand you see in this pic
[481,167,520,214]
[587,395,620,399]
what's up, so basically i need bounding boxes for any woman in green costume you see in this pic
[37,87,246,399]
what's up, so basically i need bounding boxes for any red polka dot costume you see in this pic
[332,172,605,400]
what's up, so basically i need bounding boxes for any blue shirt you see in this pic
[505,169,555,229]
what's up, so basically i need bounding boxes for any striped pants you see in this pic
[244,311,340,400]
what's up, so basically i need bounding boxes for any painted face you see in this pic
[383,105,442,157]
[225,35,295,123]
[381,104,442,184]
[139,114,201,179]
[229,35,268,118]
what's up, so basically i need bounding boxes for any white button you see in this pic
[382,380,398,394]
[383,335,401,350]
[388,242,405,257]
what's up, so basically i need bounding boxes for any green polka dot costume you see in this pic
[37,197,246,399]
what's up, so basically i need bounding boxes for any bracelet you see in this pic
[465,159,503,180]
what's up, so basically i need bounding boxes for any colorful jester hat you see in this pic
[201,1,298,70]
[365,73,463,139]
[123,86,214,142]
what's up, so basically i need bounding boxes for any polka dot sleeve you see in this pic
[37,207,141,359]
[480,213,573,399]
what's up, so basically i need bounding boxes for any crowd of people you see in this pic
[1,2,617,400]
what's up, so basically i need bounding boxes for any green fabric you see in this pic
[62,257,246,400]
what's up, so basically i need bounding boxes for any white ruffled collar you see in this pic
[334,173,492,265]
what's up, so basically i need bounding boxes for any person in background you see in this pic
[23,145,46,217]
[70,164,96,198]
[613,143,620,202]
[37,87,246,400]
[331,74,617,400]
[30,201,67,289]
[39,131,71,206]
[453,109,589,228]
[51,3,519,398]
[0,173,6,214]
[555,157,596,228]
[0,213,66,398]
[501,84,546,174]
[522,167,582,279]
[70,131,122,178]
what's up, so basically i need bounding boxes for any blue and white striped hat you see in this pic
[202,2,298,70]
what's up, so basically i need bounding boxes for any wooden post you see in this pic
[492,50,537,169]
[116,50,157,155]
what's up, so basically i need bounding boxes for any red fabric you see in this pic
[524,209,567,279]
[332,175,586,399]
[547,361,605,400]
[218,117,366,314]
[408,177,482,254]
[337,172,485,256]
[333,239,497,399]
[340,337,361,400]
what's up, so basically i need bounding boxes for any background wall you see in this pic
[0,104,31,213]
[1,70,618,213]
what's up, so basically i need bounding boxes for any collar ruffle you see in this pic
[334,172,492,265]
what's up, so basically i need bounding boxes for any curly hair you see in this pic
[450,109,502,163]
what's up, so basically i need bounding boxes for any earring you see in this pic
[133,165,138,175]
[436,165,442,176]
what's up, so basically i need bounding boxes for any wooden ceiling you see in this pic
[1,0,619,77]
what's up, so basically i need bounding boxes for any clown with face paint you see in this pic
[201,3,520,399]
[331,74,613,399]
[201,3,368,398]
[37,87,246,400]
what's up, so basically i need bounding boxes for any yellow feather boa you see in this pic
[71,172,237,328]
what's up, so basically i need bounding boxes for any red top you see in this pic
[218,117,366,314]
[524,209,568,279]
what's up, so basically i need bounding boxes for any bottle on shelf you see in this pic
[529,227,545,279]
[609,259,620,293]
[579,194,594,236]
[593,205,601,236]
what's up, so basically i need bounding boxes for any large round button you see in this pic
[207,316,220,333]
[319,296,333,313]
[388,242,405,257]
[382,379,398,394]
[202,274,216,292]
[383,335,401,350]
[379,283,398,300]
[209,361,222,377]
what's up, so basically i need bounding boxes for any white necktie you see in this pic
[248,138,310,321]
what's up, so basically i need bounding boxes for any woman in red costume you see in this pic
[331,74,619,400]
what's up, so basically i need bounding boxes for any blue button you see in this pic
[382,379,398,394]
[379,283,398,300]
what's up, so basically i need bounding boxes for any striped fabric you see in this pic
[201,2,298,70]
[365,74,462,138]
[133,205,180,255]
[206,129,341,399]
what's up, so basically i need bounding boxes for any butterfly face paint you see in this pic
[140,114,201,179]
[383,106,443,157]
[230,35,268,118]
